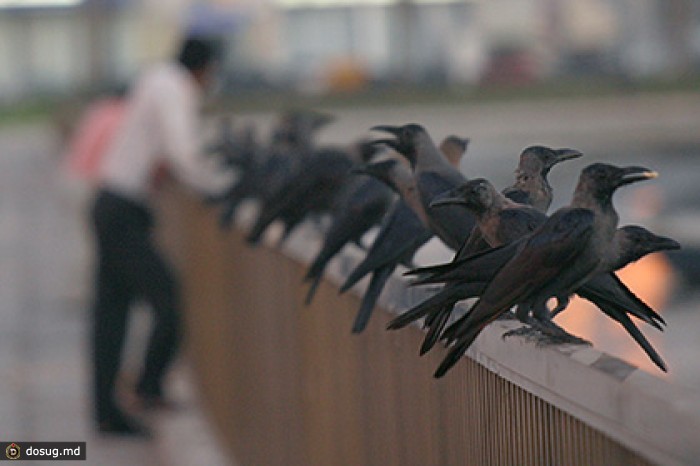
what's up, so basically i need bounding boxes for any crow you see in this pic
[432,163,658,377]
[246,140,377,246]
[303,170,393,305]
[371,124,474,251]
[338,158,432,333]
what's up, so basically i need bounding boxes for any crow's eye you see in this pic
[590,167,608,181]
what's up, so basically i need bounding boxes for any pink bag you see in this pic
[64,97,126,184]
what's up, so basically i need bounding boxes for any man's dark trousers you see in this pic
[91,189,181,422]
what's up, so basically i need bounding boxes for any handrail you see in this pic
[161,187,700,466]
[277,210,700,466]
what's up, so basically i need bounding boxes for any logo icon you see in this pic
[6,443,20,460]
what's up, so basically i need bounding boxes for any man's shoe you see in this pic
[97,413,151,438]
[136,393,183,412]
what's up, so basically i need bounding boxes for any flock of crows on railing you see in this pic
[207,109,680,378]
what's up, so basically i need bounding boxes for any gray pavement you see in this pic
[0,124,230,465]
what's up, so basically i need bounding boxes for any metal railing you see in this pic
[158,186,700,466]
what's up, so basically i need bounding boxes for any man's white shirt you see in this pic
[99,62,231,203]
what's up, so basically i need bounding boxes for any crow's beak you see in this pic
[554,148,583,163]
[653,235,681,252]
[430,188,466,208]
[619,166,658,186]
[371,125,402,137]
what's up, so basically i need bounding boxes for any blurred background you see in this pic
[3,0,700,108]
[1,0,700,464]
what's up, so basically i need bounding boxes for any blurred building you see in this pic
[0,1,137,102]
[1,0,700,102]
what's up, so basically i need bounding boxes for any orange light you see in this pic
[554,254,674,374]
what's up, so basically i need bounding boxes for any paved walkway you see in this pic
[0,124,230,465]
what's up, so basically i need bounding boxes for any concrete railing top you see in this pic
[232,204,700,466]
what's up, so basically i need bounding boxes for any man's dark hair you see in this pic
[177,37,218,72]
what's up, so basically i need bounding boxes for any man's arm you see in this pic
[157,76,233,196]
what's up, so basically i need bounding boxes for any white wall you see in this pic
[0,11,91,100]
[27,12,90,92]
